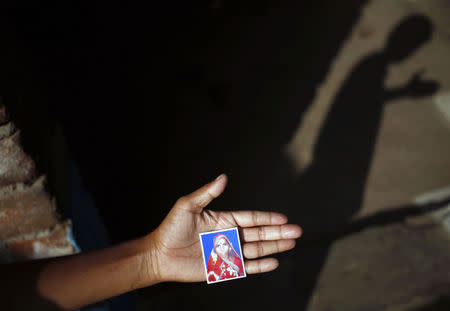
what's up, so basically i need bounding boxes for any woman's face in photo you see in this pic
[215,238,230,259]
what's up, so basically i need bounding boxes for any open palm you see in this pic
[144,174,302,283]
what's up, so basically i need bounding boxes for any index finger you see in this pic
[229,211,288,227]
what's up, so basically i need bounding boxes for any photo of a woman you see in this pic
[206,233,245,283]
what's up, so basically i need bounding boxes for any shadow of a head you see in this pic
[385,14,433,63]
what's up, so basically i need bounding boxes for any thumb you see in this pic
[175,174,228,213]
[413,69,425,80]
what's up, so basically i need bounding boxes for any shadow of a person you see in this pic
[296,14,439,235]
[287,14,439,310]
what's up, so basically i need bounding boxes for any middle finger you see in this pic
[241,224,302,242]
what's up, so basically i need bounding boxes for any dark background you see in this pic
[4,1,439,310]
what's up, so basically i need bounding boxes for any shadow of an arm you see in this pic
[299,196,450,247]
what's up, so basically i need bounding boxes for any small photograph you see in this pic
[199,227,246,284]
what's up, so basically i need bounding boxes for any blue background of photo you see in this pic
[200,228,242,265]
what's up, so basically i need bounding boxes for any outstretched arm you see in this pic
[384,69,439,101]
[1,173,302,310]
[1,231,154,310]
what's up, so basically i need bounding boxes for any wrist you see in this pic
[134,232,164,288]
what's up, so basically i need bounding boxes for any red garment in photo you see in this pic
[206,234,244,282]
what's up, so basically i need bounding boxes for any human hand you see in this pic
[139,174,302,284]
[405,69,439,97]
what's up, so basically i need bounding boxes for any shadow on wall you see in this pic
[0,1,441,311]
[283,13,438,311]
[411,296,450,311]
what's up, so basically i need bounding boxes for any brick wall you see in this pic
[0,106,77,263]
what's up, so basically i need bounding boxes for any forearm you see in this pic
[384,86,407,101]
[2,235,158,310]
